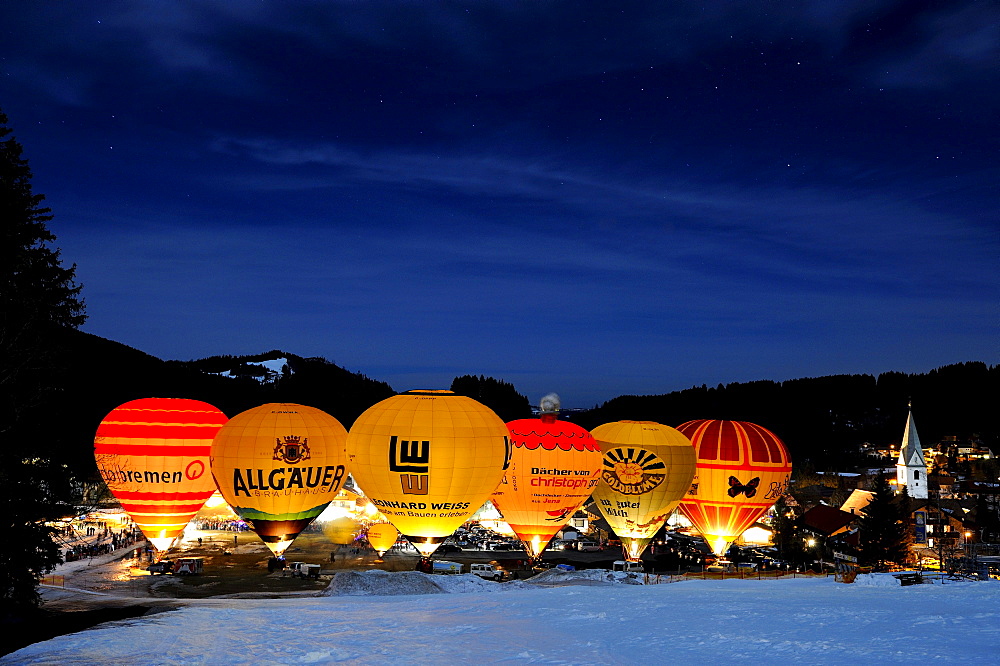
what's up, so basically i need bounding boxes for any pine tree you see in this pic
[0,108,86,612]
[858,476,911,569]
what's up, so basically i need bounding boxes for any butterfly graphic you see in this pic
[727,476,760,498]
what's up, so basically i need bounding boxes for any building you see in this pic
[896,404,928,499]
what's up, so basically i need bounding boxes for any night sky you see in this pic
[4,2,997,406]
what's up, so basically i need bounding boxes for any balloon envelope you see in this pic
[346,390,510,556]
[94,397,228,552]
[367,522,399,556]
[677,419,792,557]
[591,421,697,561]
[210,403,349,557]
[491,415,602,558]
[323,516,361,545]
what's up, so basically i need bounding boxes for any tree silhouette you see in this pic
[0,108,85,612]
[857,476,911,569]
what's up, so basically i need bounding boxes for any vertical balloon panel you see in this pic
[491,416,602,558]
[346,390,509,556]
[676,419,792,557]
[94,398,228,552]
[210,403,349,557]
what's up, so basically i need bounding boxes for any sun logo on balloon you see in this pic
[601,448,667,495]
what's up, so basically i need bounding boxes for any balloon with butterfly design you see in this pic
[591,421,698,562]
[676,419,792,557]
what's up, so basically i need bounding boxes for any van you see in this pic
[470,563,505,581]
[288,562,322,579]
[577,541,602,552]
[612,560,643,573]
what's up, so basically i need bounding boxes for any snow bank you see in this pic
[853,572,907,587]
[528,567,647,585]
[321,570,506,596]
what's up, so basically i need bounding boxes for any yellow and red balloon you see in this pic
[491,414,602,558]
[94,397,228,552]
[346,390,510,556]
[677,419,792,557]
[210,403,349,557]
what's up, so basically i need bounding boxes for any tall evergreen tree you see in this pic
[0,108,86,612]
[857,476,911,569]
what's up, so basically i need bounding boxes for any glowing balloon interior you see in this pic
[346,390,510,557]
[677,419,792,557]
[94,397,228,552]
[210,403,349,557]
[591,421,697,562]
[323,515,361,545]
[366,522,399,556]
[491,414,602,558]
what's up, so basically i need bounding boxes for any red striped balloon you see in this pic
[676,419,792,557]
[94,398,228,552]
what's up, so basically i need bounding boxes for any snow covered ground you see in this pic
[6,571,999,664]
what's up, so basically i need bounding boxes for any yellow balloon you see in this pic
[591,421,697,562]
[323,516,361,545]
[210,403,349,557]
[491,415,602,558]
[346,390,510,556]
[367,522,399,556]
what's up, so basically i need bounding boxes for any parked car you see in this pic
[577,541,602,552]
[470,563,505,581]
[147,560,174,575]
[436,544,463,555]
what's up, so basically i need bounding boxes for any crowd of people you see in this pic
[194,519,251,532]
[57,518,146,562]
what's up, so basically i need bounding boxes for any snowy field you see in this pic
[6,571,999,664]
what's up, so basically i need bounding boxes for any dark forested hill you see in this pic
[41,329,394,481]
[35,327,997,482]
[571,362,998,469]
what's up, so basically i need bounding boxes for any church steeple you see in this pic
[895,402,927,499]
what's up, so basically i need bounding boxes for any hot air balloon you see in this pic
[346,389,510,556]
[323,516,361,545]
[210,403,349,557]
[367,522,399,557]
[94,397,228,553]
[591,421,697,562]
[491,393,602,559]
[676,419,792,557]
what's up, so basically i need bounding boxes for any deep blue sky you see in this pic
[4,2,998,406]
